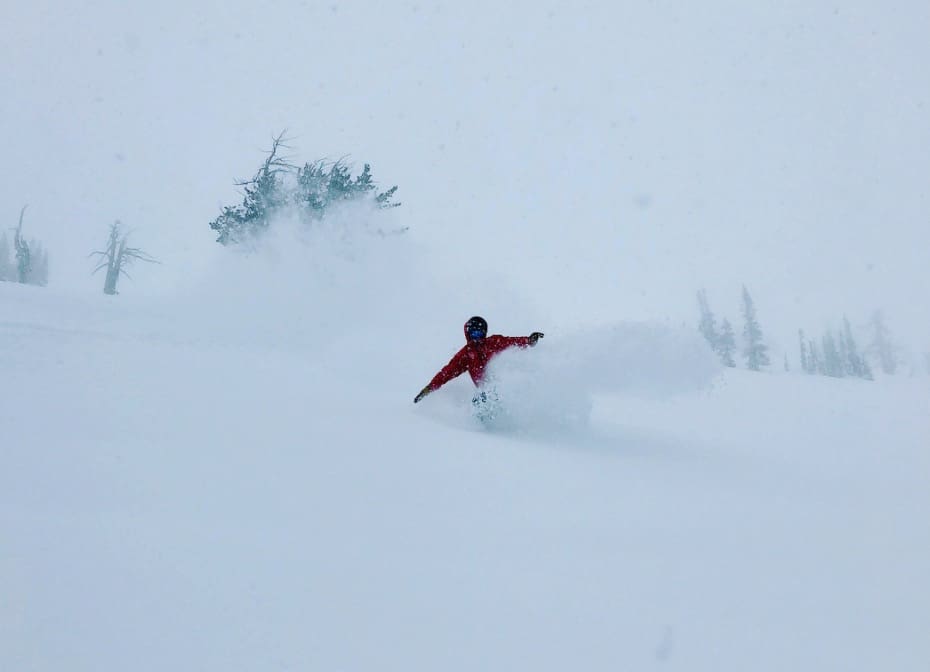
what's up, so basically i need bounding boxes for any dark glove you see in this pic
[529,332,544,345]
[413,386,432,403]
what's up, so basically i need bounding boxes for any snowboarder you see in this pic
[413,316,544,403]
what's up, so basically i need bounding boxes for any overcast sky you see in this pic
[3,1,928,350]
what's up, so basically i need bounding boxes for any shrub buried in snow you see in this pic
[209,132,400,246]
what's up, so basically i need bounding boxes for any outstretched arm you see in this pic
[414,348,469,403]
[495,332,544,349]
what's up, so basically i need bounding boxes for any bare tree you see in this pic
[91,221,158,295]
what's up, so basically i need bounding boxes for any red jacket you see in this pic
[426,328,533,391]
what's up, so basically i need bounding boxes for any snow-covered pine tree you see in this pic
[696,289,720,353]
[740,285,770,371]
[295,160,399,223]
[822,330,844,378]
[210,133,292,246]
[295,159,328,221]
[39,247,49,285]
[0,232,11,281]
[798,329,811,373]
[808,339,823,375]
[837,327,851,375]
[841,316,870,379]
[861,354,874,381]
[13,205,31,284]
[717,318,737,367]
[26,240,48,286]
[866,311,897,375]
[210,133,400,245]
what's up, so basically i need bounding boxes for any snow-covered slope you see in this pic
[2,236,928,671]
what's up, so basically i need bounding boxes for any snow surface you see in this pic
[2,227,929,671]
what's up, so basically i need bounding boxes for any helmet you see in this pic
[465,316,488,341]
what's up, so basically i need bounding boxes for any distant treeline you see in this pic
[697,288,921,378]
[1,206,48,286]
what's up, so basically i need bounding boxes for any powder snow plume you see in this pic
[416,322,721,437]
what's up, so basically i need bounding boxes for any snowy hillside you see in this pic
[3,236,928,670]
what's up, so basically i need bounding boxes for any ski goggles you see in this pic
[467,328,487,340]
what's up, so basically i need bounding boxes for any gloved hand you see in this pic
[529,332,544,345]
[413,386,432,403]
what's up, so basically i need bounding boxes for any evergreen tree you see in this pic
[26,240,48,286]
[326,161,355,202]
[295,159,328,221]
[13,205,32,284]
[841,316,870,379]
[717,318,737,367]
[210,133,400,246]
[0,232,11,281]
[808,339,823,375]
[861,354,874,381]
[740,285,770,371]
[295,160,398,221]
[866,311,897,375]
[5,206,49,286]
[798,329,809,373]
[837,326,851,375]
[822,330,844,377]
[210,133,292,245]
[696,289,720,353]
[40,247,49,285]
